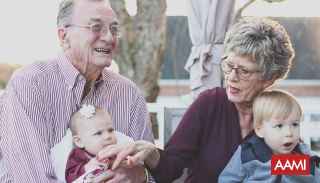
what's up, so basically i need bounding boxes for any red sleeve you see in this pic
[65,148,90,183]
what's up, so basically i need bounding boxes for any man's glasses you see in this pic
[66,23,121,38]
[221,59,261,80]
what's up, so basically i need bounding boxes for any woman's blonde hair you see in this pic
[253,90,302,129]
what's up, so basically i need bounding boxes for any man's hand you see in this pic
[105,165,146,183]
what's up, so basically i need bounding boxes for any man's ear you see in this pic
[73,135,84,148]
[58,28,70,49]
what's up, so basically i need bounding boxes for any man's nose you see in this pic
[100,28,114,42]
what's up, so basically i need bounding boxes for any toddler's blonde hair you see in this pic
[253,90,302,130]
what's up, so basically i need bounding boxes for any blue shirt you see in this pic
[219,134,320,183]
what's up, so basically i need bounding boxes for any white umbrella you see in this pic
[184,0,235,98]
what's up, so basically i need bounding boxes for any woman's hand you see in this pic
[97,140,160,170]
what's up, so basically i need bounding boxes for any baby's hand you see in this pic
[81,169,114,183]
[84,158,109,172]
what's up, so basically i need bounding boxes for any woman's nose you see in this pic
[227,69,240,81]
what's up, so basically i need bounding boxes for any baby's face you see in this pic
[76,114,117,155]
[257,110,301,154]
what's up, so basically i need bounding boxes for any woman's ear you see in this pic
[73,135,84,148]
[262,75,278,89]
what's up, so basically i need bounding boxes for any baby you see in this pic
[65,105,117,183]
[219,90,320,183]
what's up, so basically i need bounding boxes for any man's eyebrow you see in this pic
[89,18,102,23]
[89,18,119,25]
[111,21,119,25]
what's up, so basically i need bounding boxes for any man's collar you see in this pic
[57,53,107,89]
[57,53,81,89]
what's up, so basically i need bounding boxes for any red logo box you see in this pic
[271,154,310,175]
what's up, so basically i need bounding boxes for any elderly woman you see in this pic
[97,17,295,183]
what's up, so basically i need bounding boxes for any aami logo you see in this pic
[271,154,310,175]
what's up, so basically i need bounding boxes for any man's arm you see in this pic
[0,75,58,182]
[128,93,156,182]
[218,146,246,183]
[129,94,154,142]
[108,91,155,183]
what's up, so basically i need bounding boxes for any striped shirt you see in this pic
[0,53,154,182]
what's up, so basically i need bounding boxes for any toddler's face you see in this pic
[75,114,117,155]
[256,109,301,154]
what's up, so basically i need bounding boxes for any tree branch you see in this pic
[109,0,130,23]
[136,0,166,20]
[233,0,256,24]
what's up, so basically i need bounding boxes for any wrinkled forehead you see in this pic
[225,53,259,69]
[72,0,117,24]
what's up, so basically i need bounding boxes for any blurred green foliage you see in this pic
[0,80,6,89]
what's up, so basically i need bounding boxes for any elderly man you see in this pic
[0,0,154,182]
